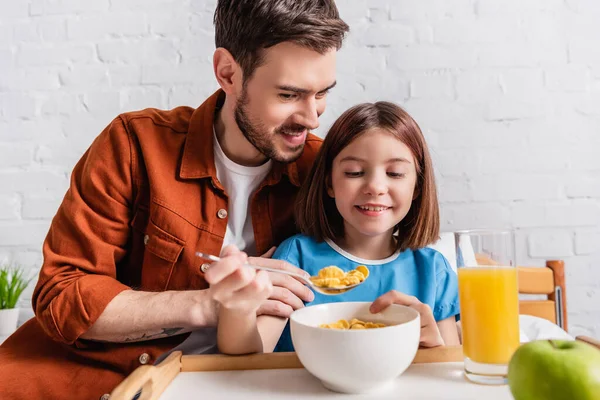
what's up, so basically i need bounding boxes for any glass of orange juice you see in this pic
[455,229,520,385]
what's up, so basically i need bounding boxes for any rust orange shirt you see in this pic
[0,89,322,399]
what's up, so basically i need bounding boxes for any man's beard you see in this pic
[234,90,306,163]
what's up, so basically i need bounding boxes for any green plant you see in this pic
[0,265,31,310]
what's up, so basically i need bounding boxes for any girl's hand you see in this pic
[205,245,273,315]
[370,290,444,348]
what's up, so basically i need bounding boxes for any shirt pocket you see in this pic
[132,206,185,291]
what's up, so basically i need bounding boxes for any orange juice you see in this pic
[458,267,520,364]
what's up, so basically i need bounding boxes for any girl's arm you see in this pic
[217,309,263,354]
[208,246,273,355]
[218,309,290,355]
[257,315,289,353]
[437,317,460,346]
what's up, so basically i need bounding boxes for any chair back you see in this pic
[517,260,567,331]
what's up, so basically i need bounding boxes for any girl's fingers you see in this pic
[420,328,445,347]
[370,290,443,347]
[369,290,419,313]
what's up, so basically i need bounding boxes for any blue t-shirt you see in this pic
[272,234,460,352]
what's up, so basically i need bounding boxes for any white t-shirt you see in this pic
[156,130,272,362]
[213,129,272,256]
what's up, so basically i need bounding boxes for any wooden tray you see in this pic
[110,336,600,400]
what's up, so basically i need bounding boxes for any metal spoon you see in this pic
[195,252,366,296]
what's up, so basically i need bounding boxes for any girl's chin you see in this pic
[352,227,398,238]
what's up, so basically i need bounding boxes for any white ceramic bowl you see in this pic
[290,301,420,394]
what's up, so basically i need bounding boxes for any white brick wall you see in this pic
[0,0,598,337]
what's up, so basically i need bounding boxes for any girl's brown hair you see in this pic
[295,102,440,251]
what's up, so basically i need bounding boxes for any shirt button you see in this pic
[143,235,149,245]
[200,263,210,273]
[100,394,110,400]
[139,353,150,365]
[217,209,227,219]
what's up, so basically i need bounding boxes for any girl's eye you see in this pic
[278,93,297,101]
[388,172,406,178]
[344,171,363,177]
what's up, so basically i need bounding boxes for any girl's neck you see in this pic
[337,229,397,260]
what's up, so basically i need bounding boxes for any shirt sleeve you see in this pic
[272,236,301,268]
[433,253,460,322]
[32,116,134,345]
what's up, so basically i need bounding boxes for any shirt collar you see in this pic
[179,89,300,187]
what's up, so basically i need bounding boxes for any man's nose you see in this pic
[297,98,320,130]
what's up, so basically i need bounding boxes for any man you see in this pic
[0,1,349,398]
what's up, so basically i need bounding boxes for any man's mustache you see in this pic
[276,124,307,135]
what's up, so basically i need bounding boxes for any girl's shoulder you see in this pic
[276,233,321,250]
[273,234,327,261]
[401,247,454,276]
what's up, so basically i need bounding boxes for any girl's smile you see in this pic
[355,203,392,216]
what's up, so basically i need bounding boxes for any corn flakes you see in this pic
[319,318,387,330]
[309,265,369,289]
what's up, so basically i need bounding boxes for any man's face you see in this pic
[234,42,337,163]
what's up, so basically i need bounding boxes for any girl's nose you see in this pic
[364,174,388,196]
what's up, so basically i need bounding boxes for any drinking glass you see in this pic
[455,229,520,385]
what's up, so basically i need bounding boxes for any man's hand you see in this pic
[370,290,444,348]
[205,245,273,315]
[249,247,315,318]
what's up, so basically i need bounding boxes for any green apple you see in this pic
[508,340,600,400]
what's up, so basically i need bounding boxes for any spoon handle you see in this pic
[195,252,310,284]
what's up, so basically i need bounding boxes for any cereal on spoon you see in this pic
[309,265,369,289]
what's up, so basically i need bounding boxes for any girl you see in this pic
[209,102,460,354]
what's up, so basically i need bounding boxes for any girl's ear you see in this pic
[326,175,335,198]
[412,182,421,201]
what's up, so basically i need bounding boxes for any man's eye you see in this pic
[344,171,363,177]
[388,172,406,178]
[278,93,297,101]
[316,90,329,99]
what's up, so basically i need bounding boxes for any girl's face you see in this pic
[328,128,418,241]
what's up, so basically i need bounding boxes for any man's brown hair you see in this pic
[214,0,349,82]
[295,102,440,252]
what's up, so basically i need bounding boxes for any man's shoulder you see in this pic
[118,106,197,135]
[304,132,323,152]
[293,133,323,182]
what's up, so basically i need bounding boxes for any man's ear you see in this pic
[213,48,242,96]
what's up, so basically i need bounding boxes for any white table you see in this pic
[159,362,513,400]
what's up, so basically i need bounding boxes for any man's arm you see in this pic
[33,116,142,345]
[79,289,218,342]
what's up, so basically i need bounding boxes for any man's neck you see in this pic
[214,96,268,167]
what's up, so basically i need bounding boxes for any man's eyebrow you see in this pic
[276,81,337,94]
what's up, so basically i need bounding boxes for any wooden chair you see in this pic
[518,260,567,331]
